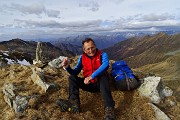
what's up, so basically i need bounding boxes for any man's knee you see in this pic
[68,75,78,82]
[68,75,75,80]
[99,73,109,83]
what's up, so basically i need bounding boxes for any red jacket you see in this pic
[82,50,102,83]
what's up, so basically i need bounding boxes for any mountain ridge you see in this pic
[0,38,75,61]
[104,32,180,68]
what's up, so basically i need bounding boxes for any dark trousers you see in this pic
[68,73,115,108]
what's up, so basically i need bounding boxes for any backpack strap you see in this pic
[122,70,130,90]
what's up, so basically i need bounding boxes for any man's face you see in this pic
[83,41,97,57]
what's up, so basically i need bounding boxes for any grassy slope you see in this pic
[0,59,179,120]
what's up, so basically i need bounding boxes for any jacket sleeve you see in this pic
[91,52,109,79]
[65,55,82,75]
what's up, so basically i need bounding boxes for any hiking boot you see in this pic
[104,107,115,120]
[56,99,80,113]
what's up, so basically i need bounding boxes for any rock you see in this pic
[31,67,58,92]
[46,83,59,93]
[3,83,17,107]
[148,103,171,120]
[33,60,48,68]
[3,83,30,113]
[13,96,29,113]
[0,60,8,68]
[138,76,173,104]
[160,86,173,98]
[48,56,70,68]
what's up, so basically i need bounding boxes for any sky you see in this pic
[0,0,180,41]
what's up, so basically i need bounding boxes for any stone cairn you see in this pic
[35,42,43,63]
[33,42,47,68]
[32,42,59,93]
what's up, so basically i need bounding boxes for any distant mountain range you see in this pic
[50,34,125,50]
[0,32,179,69]
[44,30,180,50]
[51,42,83,55]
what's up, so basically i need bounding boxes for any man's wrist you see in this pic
[63,65,69,70]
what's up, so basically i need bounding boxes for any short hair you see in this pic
[82,38,96,46]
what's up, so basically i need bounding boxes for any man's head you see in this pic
[82,38,97,57]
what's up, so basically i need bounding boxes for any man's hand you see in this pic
[62,57,69,68]
[84,76,92,84]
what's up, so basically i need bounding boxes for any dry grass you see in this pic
[0,61,179,120]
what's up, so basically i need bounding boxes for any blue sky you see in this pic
[0,0,180,40]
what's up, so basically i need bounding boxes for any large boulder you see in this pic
[138,76,173,104]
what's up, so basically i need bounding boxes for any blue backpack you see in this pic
[111,60,141,91]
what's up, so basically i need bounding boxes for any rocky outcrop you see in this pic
[2,64,59,113]
[3,83,30,113]
[137,76,175,120]
[138,76,173,104]
[31,67,58,92]
[148,103,171,120]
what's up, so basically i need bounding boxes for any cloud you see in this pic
[1,12,179,40]
[14,19,102,28]
[46,9,60,18]
[79,1,99,11]
[11,3,45,15]
[1,3,60,18]
[112,13,179,30]
[14,19,62,28]
[110,0,125,4]
[141,13,175,21]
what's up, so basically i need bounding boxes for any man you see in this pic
[56,38,115,120]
